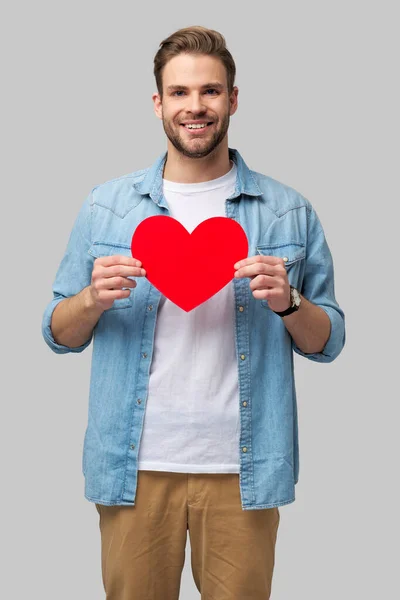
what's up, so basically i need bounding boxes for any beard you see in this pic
[162,110,230,159]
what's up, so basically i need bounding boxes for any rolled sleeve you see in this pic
[42,295,93,354]
[292,205,346,363]
[41,192,95,354]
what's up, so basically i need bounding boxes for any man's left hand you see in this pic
[234,255,291,313]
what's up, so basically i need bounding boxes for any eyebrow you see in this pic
[166,82,225,93]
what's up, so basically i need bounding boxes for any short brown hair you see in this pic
[153,26,236,99]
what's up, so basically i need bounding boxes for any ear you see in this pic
[152,92,163,120]
[229,86,239,117]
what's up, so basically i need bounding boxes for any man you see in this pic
[42,25,345,600]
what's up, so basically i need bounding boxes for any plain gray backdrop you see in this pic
[3,0,398,598]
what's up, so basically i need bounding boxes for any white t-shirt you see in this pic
[137,161,241,473]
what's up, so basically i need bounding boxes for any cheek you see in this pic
[160,104,174,120]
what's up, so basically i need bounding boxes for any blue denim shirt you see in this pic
[42,148,345,510]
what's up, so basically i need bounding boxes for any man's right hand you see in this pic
[89,255,147,311]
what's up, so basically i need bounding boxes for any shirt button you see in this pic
[242,447,248,453]
[130,444,135,450]
[283,256,288,262]
[242,401,247,407]
[238,306,244,312]
[142,352,148,358]
[240,354,246,360]
[137,399,142,405]
[148,305,153,311]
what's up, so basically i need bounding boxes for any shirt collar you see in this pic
[132,147,262,208]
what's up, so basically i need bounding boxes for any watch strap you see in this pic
[273,304,298,317]
[272,286,300,316]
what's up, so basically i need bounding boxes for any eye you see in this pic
[205,89,218,95]
[172,90,185,96]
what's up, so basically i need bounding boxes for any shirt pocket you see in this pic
[256,242,306,308]
[88,242,134,311]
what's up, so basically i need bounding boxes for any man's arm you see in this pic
[234,203,345,363]
[42,194,96,354]
[42,188,145,352]
[282,294,331,354]
[289,205,345,362]
[50,286,104,349]
[50,255,145,348]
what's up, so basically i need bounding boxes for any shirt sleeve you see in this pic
[41,192,95,354]
[292,205,346,363]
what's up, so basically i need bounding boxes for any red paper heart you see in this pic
[131,215,248,312]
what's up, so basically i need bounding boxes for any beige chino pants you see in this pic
[95,470,280,600]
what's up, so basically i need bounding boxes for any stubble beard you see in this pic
[162,111,230,159]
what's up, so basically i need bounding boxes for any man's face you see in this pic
[153,53,238,159]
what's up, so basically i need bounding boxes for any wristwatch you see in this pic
[273,286,301,317]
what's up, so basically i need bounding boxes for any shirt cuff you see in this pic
[42,296,92,354]
[292,305,345,363]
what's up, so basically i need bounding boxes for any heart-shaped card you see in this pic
[130,215,248,312]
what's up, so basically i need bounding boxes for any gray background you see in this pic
[2,0,398,598]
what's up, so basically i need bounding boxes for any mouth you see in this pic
[180,122,214,134]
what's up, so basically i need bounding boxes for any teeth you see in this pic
[185,123,207,129]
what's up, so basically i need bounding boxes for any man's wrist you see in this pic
[82,286,104,316]
[272,286,301,317]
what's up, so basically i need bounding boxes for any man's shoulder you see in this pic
[249,168,312,217]
[87,166,150,216]
[91,167,149,197]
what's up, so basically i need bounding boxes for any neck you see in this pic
[162,139,232,183]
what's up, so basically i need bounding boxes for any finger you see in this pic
[234,255,283,270]
[235,262,277,278]
[97,276,138,291]
[95,255,143,268]
[101,265,146,278]
[252,288,280,300]
[249,274,277,291]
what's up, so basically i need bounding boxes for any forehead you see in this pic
[162,53,227,88]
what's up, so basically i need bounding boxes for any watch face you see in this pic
[291,287,301,307]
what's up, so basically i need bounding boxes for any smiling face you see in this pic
[153,53,238,159]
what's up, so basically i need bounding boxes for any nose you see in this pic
[186,92,207,115]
